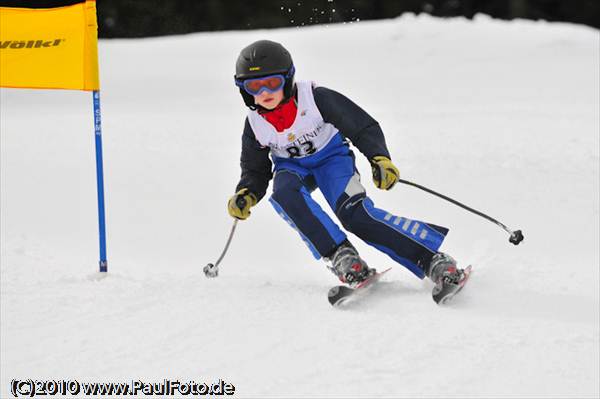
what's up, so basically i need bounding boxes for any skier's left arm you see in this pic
[313,86,399,190]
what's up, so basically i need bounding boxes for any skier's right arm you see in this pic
[229,118,273,219]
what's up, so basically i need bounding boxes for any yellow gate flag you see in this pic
[0,0,99,91]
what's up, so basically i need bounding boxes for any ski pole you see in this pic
[397,178,524,245]
[203,219,238,278]
[203,196,247,278]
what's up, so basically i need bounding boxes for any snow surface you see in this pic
[1,14,599,398]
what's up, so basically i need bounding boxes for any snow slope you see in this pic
[1,14,599,398]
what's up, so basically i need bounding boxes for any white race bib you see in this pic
[247,80,338,159]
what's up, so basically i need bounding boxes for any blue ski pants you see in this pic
[268,134,448,278]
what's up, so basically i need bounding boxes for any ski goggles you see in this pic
[235,74,286,96]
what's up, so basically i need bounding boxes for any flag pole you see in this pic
[93,90,108,272]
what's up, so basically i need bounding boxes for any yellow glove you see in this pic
[371,156,400,190]
[227,188,257,220]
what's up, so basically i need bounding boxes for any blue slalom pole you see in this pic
[93,90,108,272]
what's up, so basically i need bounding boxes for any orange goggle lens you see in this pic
[242,75,285,95]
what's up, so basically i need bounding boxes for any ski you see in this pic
[327,267,392,307]
[432,265,473,305]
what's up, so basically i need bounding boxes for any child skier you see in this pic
[228,40,467,297]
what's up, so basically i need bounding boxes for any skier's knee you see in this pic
[271,183,301,209]
[336,195,367,233]
[271,172,304,208]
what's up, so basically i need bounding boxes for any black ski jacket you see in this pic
[235,86,391,202]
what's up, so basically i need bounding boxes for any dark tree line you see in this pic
[0,0,598,37]
[95,0,599,38]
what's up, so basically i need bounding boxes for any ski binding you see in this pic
[328,267,392,307]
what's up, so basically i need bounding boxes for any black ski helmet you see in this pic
[234,40,295,109]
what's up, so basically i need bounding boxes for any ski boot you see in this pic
[425,252,470,304]
[325,241,376,287]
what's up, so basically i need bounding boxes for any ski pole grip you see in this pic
[236,196,247,210]
[371,163,382,186]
